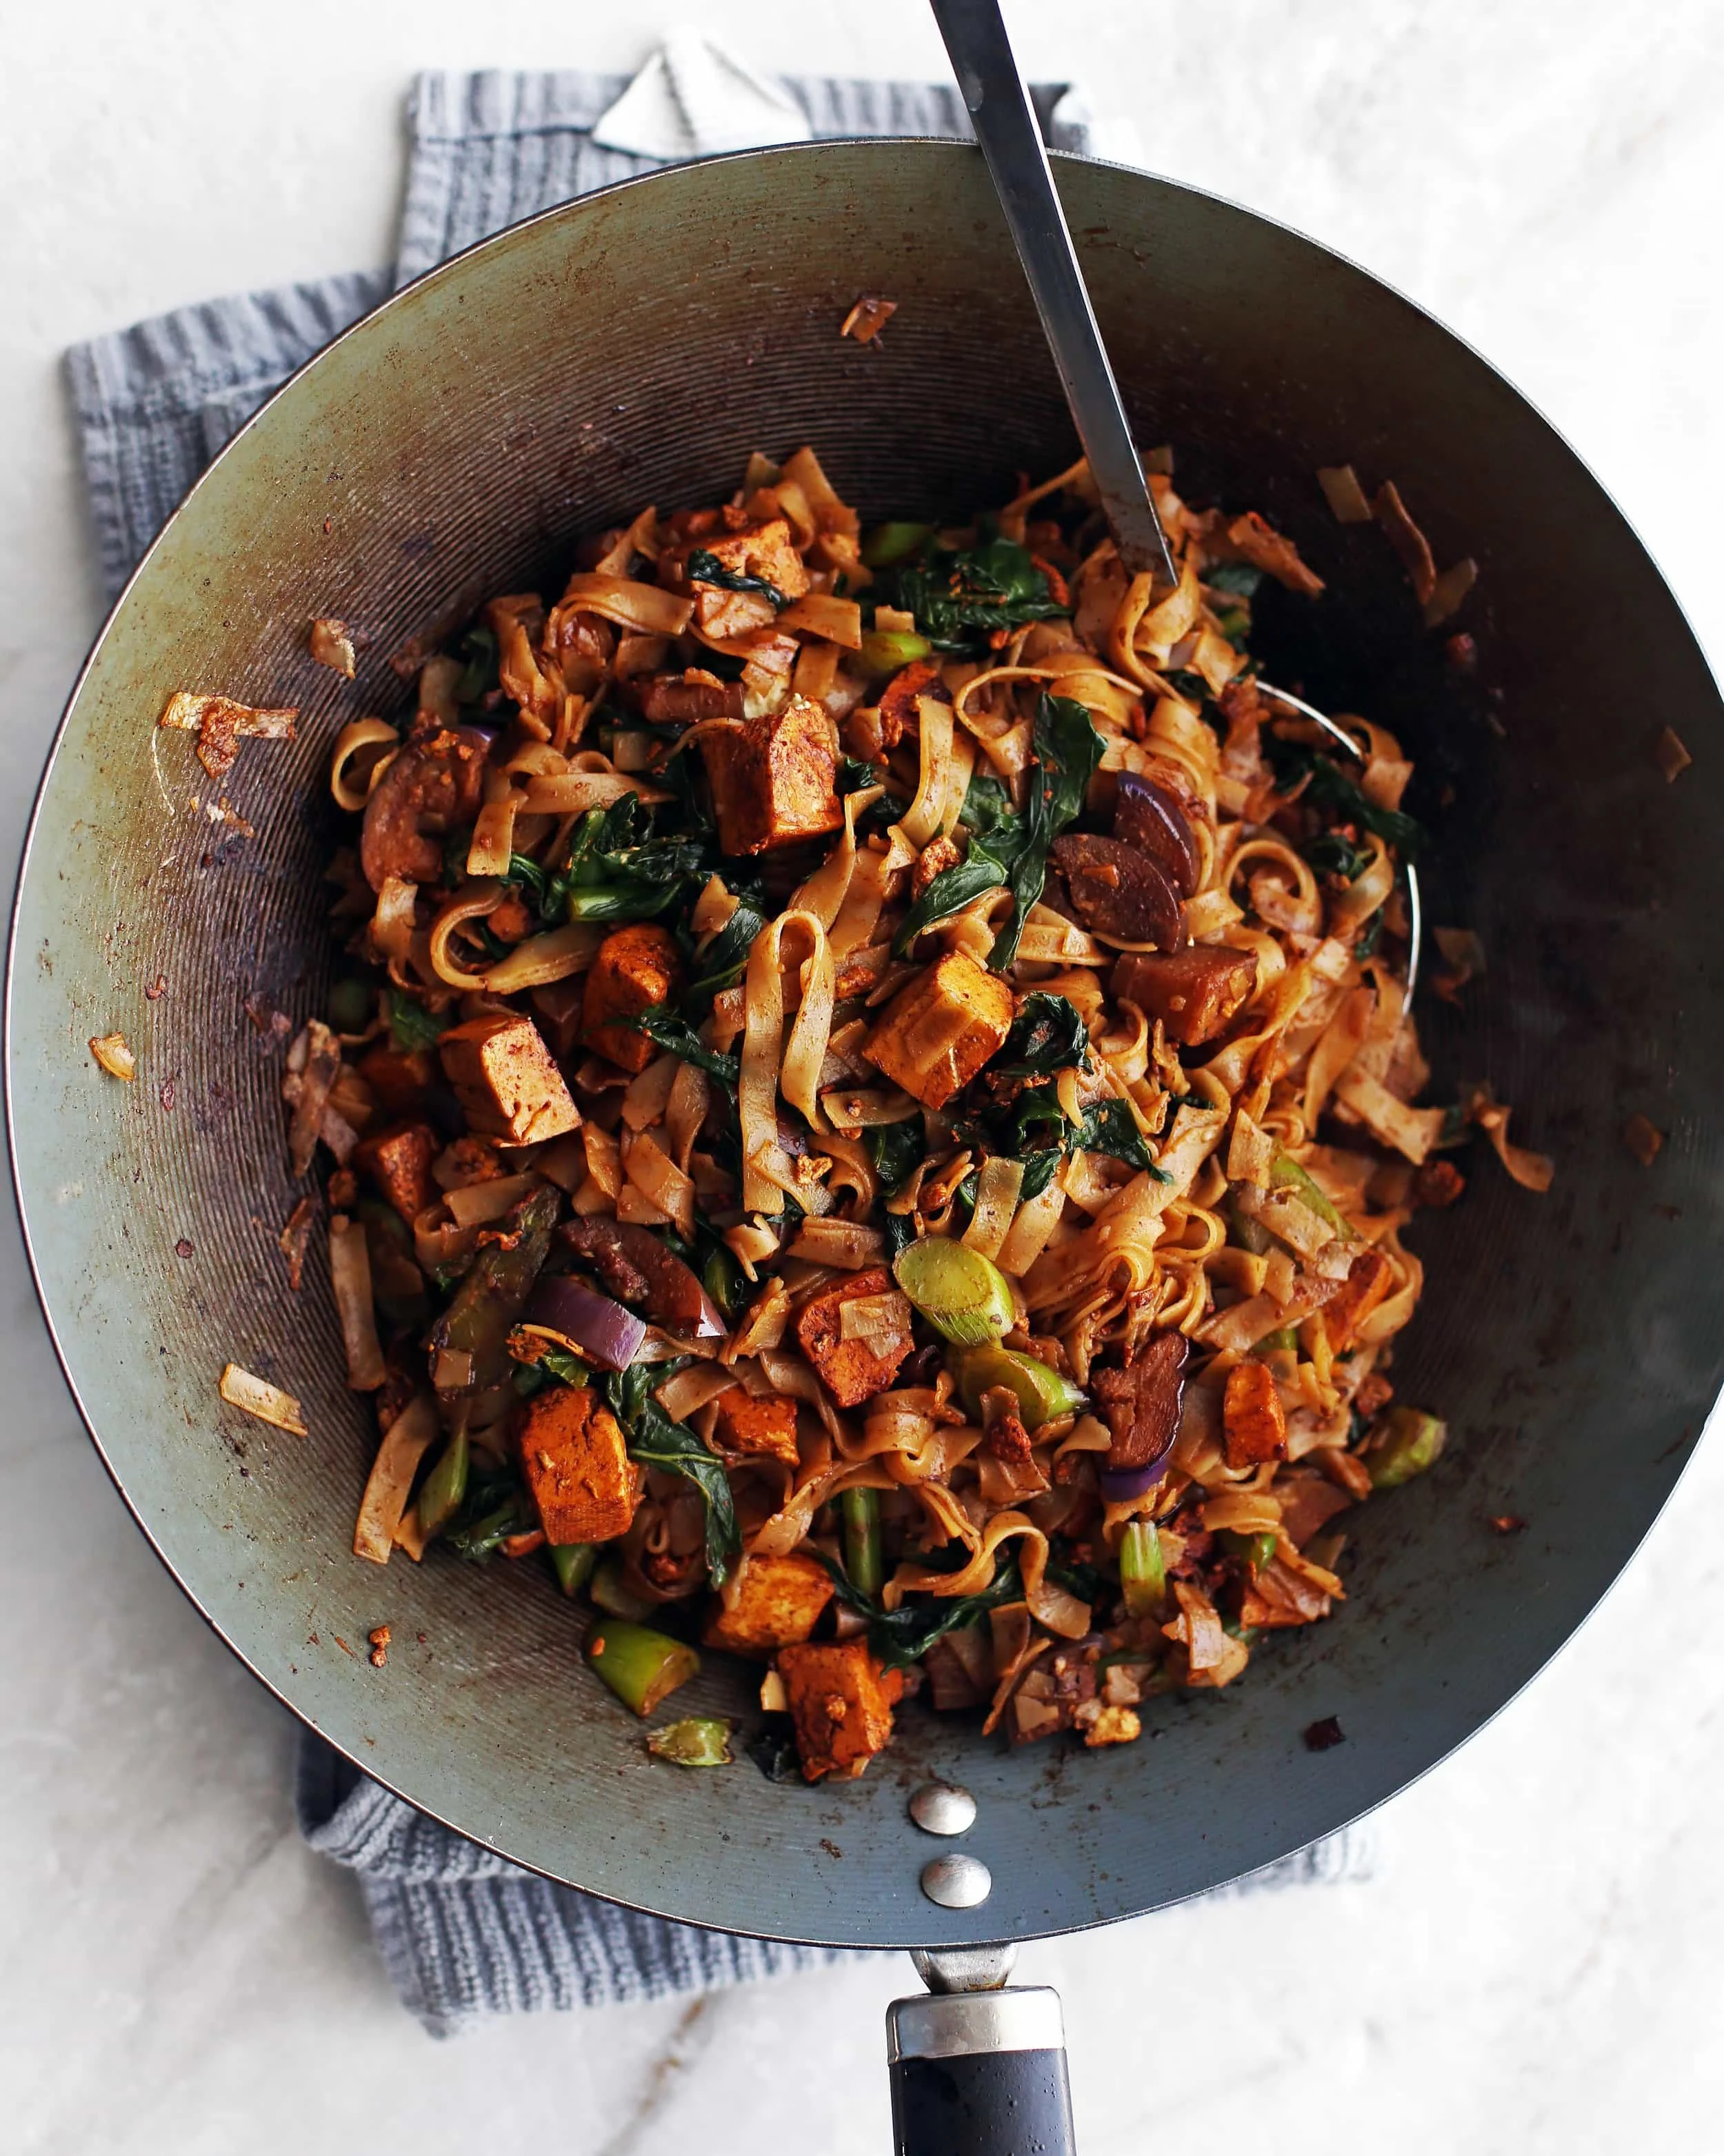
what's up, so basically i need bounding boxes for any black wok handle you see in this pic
[886,1985,1075,2156]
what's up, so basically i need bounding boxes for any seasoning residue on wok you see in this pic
[245,445,1546,1781]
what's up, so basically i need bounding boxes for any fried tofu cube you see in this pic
[438,1012,581,1143]
[580,924,683,1074]
[518,1384,641,1545]
[796,1266,914,1408]
[776,1640,901,1782]
[1323,1247,1396,1351]
[1223,1359,1287,1468]
[712,1387,801,1466]
[1112,947,1256,1047]
[703,1553,834,1655]
[354,1119,439,1225]
[701,693,843,856]
[690,517,810,602]
[863,950,1014,1110]
[530,976,587,1061]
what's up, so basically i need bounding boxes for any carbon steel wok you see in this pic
[10,137,1722,2112]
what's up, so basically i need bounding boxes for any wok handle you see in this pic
[886,1984,1076,2156]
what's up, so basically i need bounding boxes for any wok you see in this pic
[10,139,1722,2144]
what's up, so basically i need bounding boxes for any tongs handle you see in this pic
[928,0,1176,587]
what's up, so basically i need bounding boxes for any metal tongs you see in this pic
[928,0,1421,1011]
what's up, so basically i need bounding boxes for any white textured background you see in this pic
[4,4,1724,2149]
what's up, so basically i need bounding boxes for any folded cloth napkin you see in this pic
[65,44,1376,2037]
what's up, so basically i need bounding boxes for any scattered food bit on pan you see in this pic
[243,990,292,1039]
[840,295,897,344]
[219,1361,308,1437]
[158,1080,176,1111]
[205,797,256,837]
[368,1624,390,1666]
[89,1032,136,1081]
[174,1237,194,1259]
[158,691,298,781]
[1303,1715,1346,1753]
[1445,631,1478,671]
[1490,1515,1529,1536]
[143,973,168,1001]
[1623,1113,1665,1168]
[279,1197,316,1290]
[648,1716,734,1766]
[1372,481,1436,603]
[1431,926,1485,1003]
[1316,463,1374,523]
[1656,725,1692,783]
[310,617,359,677]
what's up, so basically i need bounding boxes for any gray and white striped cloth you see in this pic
[64,57,1374,2037]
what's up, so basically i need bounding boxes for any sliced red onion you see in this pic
[1099,1452,1176,1505]
[521,1275,646,1372]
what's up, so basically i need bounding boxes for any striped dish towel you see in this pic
[64,43,1374,2035]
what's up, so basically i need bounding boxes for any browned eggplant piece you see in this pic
[1112,946,1256,1046]
[1092,1330,1189,1477]
[876,657,950,750]
[621,669,744,725]
[1050,833,1184,950]
[559,1218,725,1340]
[360,723,491,891]
[1113,770,1201,897]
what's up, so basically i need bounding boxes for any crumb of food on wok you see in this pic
[226,442,1545,1786]
[839,295,896,343]
[90,1032,136,1081]
[310,617,359,678]
[1656,726,1692,783]
[368,1626,390,1666]
[1623,1113,1665,1168]
[1303,1716,1346,1753]
[279,1197,316,1289]
[1490,1515,1529,1535]
[219,1361,308,1437]
[158,691,297,781]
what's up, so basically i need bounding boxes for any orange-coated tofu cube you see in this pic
[517,1384,641,1545]
[686,517,809,602]
[863,950,1014,1110]
[1223,1359,1287,1468]
[1323,1247,1396,1352]
[703,1553,834,1655]
[581,924,683,1074]
[700,693,843,856]
[712,1387,801,1467]
[776,1639,901,1783]
[795,1266,913,1408]
[438,1012,581,1144]
[354,1120,439,1225]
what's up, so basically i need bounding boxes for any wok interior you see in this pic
[13,142,1722,1948]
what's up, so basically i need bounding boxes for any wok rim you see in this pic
[8,135,1715,1948]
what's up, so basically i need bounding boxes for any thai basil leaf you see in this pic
[1265,741,1425,860]
[837,756,881,795]
[959,770,1017,841]
[1006,1085,1170,1184]
[990,693,1105,970]
[873,535,1068,650]
[991,990,1090,1077]
[1204,561,1264,597]
[1305,831,1372,881]
[1016,1148,1065,1204]
[605,1365,741,1584]
[455,625,500,706]
[866,1118,927,1197]
[443,1469,534,1563]
[892,840,1017,955]
[684,904,766,1002]
[816,1550,1026,1668]
[628,1005,741,1088]
[687,547,785,608]
[385,990,448,1055]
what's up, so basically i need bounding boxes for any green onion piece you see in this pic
[1269,1152,1352,1239]
[858,627,934,677]
[646,1715,734,1767]
[892,1237,1015,1348]
[416,1432,469,1541]
[1368,1406,1447,1490]
[842,1486,884,1599]
[549,1542,597,1598]
[1221,1528,1279,1573]
[952,1346,1086,1428]
[1228,1199,1274,1257]
[1119,1521,1167,1618]
[589,1555,655,1621]
[860,521,934,570]
[327,977,373,1033]
[585,1619,700,1717]
[1256,1326,1299,1358]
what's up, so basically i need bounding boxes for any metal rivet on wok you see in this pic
[921,1853,992,1910]
[910,1782,978,1837]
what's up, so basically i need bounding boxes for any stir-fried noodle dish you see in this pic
[201,446,1552,1780]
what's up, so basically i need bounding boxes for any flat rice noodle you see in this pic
[896,695,956,848]
[443,1172,542,1229]
[371,876,418,963]
[776,593,862,647]
[557,573,693,638]
[1334,1066,1446,1164]
[330,718,400,811]
[521,770,666,815]
[741,910,834,1208]
[623,1129,696,1236]
[329,1214,388,1391]
[465,795,518,877]
[788,1217,885,1270]
[354,1393,439,1564]
[1196,1270,1341,1353]
[1303,985,1376,1125]
[1316,465,1374,523]
[1471,1094,1555,1194]
[622,1051,681,1132]
[427,881,503,990]
[483,922,602,995]
[961,1156,1025,1262]
[794,783,881,931]
[1373,482,1437,604]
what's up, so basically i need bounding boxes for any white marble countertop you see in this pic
[6,3,1724,2148]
